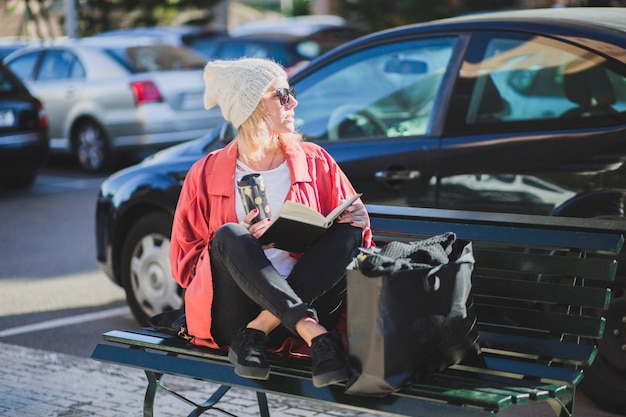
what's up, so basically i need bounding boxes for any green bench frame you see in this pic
[91,205,623,417]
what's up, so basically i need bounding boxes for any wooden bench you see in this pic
[91,205,623,417]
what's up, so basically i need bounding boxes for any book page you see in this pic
[325,193,363,224]
[274,193,362,228]
[277,201,326,226]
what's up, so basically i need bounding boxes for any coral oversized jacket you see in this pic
[170,138,372,348]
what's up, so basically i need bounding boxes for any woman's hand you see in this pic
[240,208,275,248]
[337,201,368,229]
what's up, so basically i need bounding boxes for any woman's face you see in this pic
[262,77,298,134]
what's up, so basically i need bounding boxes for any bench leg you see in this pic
[144,370,160,417]
[143,370,232,417]
[257,391,271,417]
[547,390,574,417]
[188,385,231,417]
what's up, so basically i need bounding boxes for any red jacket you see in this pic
[170,138,372,348]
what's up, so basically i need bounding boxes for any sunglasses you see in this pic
[275,87,296,106]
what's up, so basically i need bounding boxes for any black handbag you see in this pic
[345,233,481,396]
[147,309,192,341]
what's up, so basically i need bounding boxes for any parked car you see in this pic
[188,15,363,73]
[96,8,626,413]
[94,25,225,48]
[0,61,49,189]
[3,36,221,172]
[0,39,33,60]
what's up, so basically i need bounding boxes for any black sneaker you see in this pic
[228,328,270,380]
[310,331,349,387]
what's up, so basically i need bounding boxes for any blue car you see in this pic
[96,8,626,413]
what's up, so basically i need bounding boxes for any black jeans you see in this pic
[209,222,362,348]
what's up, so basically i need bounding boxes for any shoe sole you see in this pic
[312,367,349,388]
[228,348,270,380]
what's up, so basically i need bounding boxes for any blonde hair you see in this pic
[237,101,302,162]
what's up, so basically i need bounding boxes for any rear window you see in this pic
[0,66,21,93]
[104,44,207,73]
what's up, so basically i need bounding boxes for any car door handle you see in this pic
[375,169,421,181]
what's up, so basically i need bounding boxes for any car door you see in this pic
[291,35,463,207]
[437,30,626,216]
[30,49,86,147]
[7,48,86,148]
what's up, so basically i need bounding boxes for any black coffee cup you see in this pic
[237,173,270,224]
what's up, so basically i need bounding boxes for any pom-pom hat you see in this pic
[203,58,287,128]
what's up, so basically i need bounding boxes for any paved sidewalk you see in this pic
[0,341,377,417]
[0,341,620,417]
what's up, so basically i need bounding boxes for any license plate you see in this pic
[180,91,204,110]
[0,109,16,127]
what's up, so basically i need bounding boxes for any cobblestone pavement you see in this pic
[0,341,620,417]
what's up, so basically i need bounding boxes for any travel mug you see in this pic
[237,173,271,224]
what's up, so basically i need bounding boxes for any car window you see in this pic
[448,32,626,133]
[105,45,207,73]
[293,37,456,142]
[0,68,18,93]
[5,52,40,81]
[37,50,84,81]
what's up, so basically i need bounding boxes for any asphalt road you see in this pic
[0,160,137,357]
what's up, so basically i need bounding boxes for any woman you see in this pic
[170,58,372,388]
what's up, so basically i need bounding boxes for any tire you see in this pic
[580,285,626,415]
[120,212,184,325]
[72,119,114,173]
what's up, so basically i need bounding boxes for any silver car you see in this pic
[3,37,220,172]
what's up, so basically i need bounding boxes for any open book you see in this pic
[259,193,362,253]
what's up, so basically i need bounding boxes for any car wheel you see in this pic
[580,285,626,415]
[120,212,183,325]
[73,119,113,173]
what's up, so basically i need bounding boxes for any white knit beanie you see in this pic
[203,58,287,128]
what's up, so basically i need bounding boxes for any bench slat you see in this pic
[412,375,532,404]
[473,276,611,309]
[433,369,567,400]
[370,218,624,254]
[367,205,625,255]
[475,304,604,338]
[453,356,583,387]
[474,249,618,282]
[403,382,515,409]
[478,331,597,366]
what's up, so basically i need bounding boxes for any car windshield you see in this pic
[104,44,207,73]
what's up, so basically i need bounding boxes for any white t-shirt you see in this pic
[235,160,297,278]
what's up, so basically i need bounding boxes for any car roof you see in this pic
[321,7,626,67]
[94,26,225,46]
[444,7,626,32]
[229,15,353,37]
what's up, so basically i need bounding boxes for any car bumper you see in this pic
[0,131,49,176]
[95,191,117,285]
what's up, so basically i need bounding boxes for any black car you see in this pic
[0,61,49,189]
[96,8,626,413]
